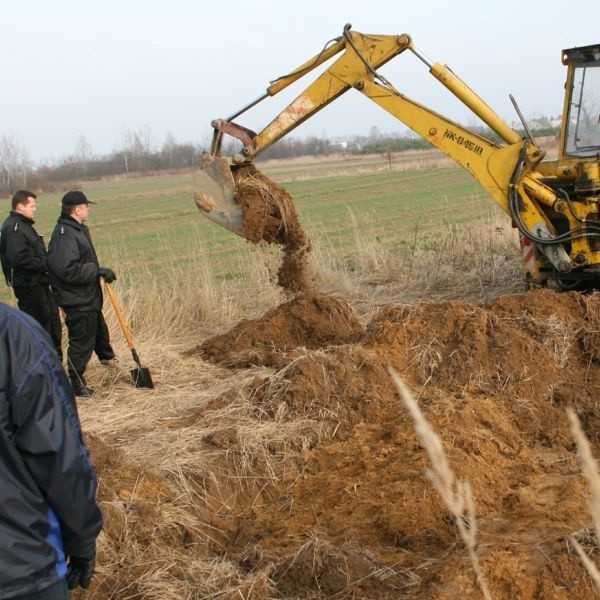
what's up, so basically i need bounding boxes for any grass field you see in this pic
[0,150,506,310]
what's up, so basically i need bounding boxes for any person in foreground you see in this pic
[0,190,62,359]
[48,191,117,397]
[0,302,103,598]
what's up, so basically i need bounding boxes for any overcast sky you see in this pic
[3,0,600,163]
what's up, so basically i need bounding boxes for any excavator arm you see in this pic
[195,25,600,286]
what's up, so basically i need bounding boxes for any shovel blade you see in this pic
[193,154,244,235]
[131,366,154,389]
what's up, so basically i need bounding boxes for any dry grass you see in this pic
[269,534,422,598]
[307,210,523,321]
[99,234,286,340]
[92,195,524,345]
[389,368,493,600]
[260,148,456,182]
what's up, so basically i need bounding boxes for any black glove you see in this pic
[66,552,96,589]
[98,267,117,283]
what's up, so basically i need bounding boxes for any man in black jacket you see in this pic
[48,191,117,397]
[0,190,62,359]
[0,301,103,599]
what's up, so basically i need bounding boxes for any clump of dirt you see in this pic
[195,291,364,367]
[234,164,311,292]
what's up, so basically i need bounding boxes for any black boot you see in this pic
[70,377,95,398]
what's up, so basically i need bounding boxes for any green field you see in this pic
[0,156,502,304]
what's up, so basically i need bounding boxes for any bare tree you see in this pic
[369,125,381,140]
[162,131,177,168]
[20,146,31,188]
[74,133,93,177]
[382,146,394,173]
[122,125,154,172]
[0,134,21,196]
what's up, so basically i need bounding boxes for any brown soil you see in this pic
[88,288,600,598]
[193,291,364,368]
[233,164,312,292]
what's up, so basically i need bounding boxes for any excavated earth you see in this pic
[88,287,600,599]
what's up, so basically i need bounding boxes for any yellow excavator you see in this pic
[194,24,600,290]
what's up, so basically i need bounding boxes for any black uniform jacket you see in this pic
[0,212,49,289]
[48,216,102,310]
[0,303,103,597]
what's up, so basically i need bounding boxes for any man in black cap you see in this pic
[48,191,117,397]
[0,190,63,359]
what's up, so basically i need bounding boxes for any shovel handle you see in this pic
[104,281,136,351]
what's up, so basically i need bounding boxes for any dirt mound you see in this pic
[202,290,600,598]
[88,289,600,599]
[194,291,364,367]
[234,165,312,292]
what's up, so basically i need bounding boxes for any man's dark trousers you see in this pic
[64,309,114,381]
[14,285,63,361]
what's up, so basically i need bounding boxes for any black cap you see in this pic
[61,191,96,207]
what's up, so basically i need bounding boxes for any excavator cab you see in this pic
[561,44,600,160]
[533,43,600,288]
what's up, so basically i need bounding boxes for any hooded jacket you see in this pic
[0,212,49,289]
[0,303,103,598]
[48,216,102,310]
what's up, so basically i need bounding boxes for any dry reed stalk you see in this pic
[388,367,493,600]
[567,408,600,590]
[568,409,600,540]
[570,539,600,590]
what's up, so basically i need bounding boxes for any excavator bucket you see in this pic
[193,154,243,235]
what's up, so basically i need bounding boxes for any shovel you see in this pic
[104,281,154,389]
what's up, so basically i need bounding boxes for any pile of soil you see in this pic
[198,289,600,598]
[88,289,600,598]
[194,291,364,368]
[234,165,312,292]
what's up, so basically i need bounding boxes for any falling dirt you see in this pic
[233,164,312,292]
[86,287,600,598]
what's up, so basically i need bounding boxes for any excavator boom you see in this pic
[194,25,600,289]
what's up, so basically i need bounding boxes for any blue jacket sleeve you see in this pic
[10,322,103,557]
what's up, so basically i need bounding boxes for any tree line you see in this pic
[0,119,561,196]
